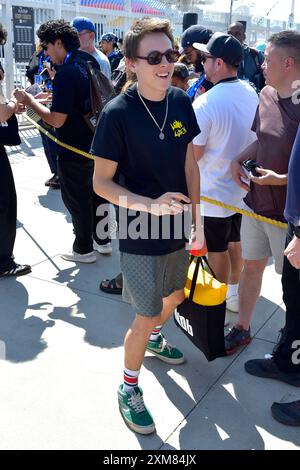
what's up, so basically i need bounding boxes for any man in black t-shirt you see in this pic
[14,20,112,261]
[92,17,203,435]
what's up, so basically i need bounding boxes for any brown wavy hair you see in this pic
[122,17,174,92]
[124,17,174,60]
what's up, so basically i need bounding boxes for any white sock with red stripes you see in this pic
[123,368,140,394]
[149,325,162,342]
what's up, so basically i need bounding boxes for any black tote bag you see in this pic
[0,114,21,146]
[174,257,226,361]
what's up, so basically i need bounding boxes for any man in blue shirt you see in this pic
[245,125,300,426]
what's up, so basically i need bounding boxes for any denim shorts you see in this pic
[120,248,189,317]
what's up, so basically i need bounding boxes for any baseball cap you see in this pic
[193,32,243,67]
[172,62,189,79]
[101,32,118,43]
[181,25,213,49]
[71,17,96,33]
[255,41,267,53]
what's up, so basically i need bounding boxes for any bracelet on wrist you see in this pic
[7,99,17,106]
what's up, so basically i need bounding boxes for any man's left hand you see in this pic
[251,167,287,186]
[284,236,300,269]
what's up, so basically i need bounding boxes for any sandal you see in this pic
[99,277,122,295]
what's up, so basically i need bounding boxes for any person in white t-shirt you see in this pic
[71,16,111,80]
[193,33,259,311]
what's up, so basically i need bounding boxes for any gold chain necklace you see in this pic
[137,87,168,140]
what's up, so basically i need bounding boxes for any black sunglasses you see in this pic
[136,49,177,65]
[201,55,216,63]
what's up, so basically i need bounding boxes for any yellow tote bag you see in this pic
[184,256,227,306]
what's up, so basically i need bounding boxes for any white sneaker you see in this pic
[61,250,97,263]
[93,241,112,255]
[226,294,239,313]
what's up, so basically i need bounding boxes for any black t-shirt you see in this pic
[91,84,200,255]
[108,50,123,72]
[51,51,95,155]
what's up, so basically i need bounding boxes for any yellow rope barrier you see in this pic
[23,113,288,230]
[200,196,287,229]
[24,112,95,161]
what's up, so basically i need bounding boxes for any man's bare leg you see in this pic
[228,241,243,284]
[124,289,185,370]
[207,251,230,284]
[236,258,268,330]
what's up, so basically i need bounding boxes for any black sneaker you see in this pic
[245,357,300,387]
[0,263,31,278]
[224,326,251,355]
[271,400,300,426]
[45,174,60,189]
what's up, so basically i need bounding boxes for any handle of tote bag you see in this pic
[200,255,217,280]
[188,255,218,301]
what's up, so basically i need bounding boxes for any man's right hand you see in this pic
[13,89,32,107]
[151,192,191,216]
[231,160,251,192]
[284,236,300,269]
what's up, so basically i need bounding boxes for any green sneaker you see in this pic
[118,385,155,435]
[146,334,185,364]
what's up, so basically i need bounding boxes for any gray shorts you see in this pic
[120,248,189,317]
[241,213,286,274]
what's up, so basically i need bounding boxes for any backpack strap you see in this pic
[249,47,262,73]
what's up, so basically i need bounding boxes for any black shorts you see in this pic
[204,213,242,253]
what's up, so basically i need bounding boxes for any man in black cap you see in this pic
[181,25,213,99]
[192,33,259,311]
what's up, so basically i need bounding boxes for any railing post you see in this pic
[4,0,15,96]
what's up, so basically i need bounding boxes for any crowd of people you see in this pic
[0,15,300,435]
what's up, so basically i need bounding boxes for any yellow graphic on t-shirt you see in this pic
[171,120,187,138]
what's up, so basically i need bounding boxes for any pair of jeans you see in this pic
[274,223,300,372]
[0,146,17,270]
[58,151,110,254]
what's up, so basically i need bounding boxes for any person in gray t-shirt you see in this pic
[71,16,111,80]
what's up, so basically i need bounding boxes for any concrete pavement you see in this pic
[0,127,299,450]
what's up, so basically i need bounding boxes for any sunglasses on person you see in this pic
[201,54,216,63]
[136,49,177,65]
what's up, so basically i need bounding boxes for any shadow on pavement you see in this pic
[0,279,55,362]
